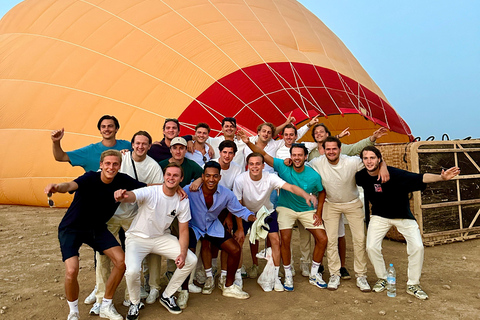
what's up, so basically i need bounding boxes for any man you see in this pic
[90,131,164,315]
[158,137,203,188]
[181,161,256,305]
[308,136,388,292]
[356,146,460,300]
[240,133,328,292]
[233,152,318,292]
[115,163,198,318]
[185,122,211,166]
[147,118,193,162]
[51,115,131,172]
[44,150,145,320]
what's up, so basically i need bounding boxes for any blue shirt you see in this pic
[67,140,132,172]
[273,158,323,212]
[184,184,253,240]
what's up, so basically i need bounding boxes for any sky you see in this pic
[1,0,479,140]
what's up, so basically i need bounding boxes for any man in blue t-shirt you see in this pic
[356,146,460,300]
[45,150,145,320]
[239,131,328,292]
[51,115,131,172]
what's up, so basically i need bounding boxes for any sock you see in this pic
[274,266,280,279]
[311,261,320,277]
[205,268,213,278]
[67,299,79,313]
[284,264,293,278]
[212,258,218,267]
[221,270,227,277]
[235,268,242,280]
[102,298,112,308]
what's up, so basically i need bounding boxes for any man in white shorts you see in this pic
[115,163,197,318]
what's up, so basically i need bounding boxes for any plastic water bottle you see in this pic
[387,263,396,297]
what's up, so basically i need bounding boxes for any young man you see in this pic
[308,137,388,292]
[233,152,318,291]
[115,163,197,317]
[51,115,131,172]
[44,150,145,320]
[185,122,211,166]
[90,131,164,314]
[240,132,328,291]
[356,146,460,300]
[181,161,256,305]
[147,118,193,162]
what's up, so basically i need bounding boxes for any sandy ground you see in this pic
[0,204,479,320]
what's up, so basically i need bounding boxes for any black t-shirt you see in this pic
[59,171,146,230]
[355,166,426,220]
[147,135,193,162]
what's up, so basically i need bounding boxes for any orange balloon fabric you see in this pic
[0,0,412,207]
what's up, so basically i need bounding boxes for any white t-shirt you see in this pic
[308,154,364,204]
[114,152,164,220]
[233,171,286,213]
[127,185,191,238]
[211,158,243,190]
[275,125,316,159]
[243,136,281,173]
[207,136,247,170]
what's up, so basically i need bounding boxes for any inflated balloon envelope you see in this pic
[0,0,413,206]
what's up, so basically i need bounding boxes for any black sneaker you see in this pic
[160,295,182,314]
[127,303,140,320]
[340,267,351,280]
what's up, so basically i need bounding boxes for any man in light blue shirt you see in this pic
[181,161,255,302]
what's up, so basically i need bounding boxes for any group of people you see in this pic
[46,114,460,320]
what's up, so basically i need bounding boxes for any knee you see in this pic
[65,265,79,281]
[366,241,381,255]
[112,257,126,272]
[229,243,241,257]
[409,242,424,255]
[125,263,142,278]
[185,252,198,269]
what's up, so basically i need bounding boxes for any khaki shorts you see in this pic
[277,206,325,230]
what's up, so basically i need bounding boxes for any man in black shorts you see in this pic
[45,150,145,320]
[179,161,256,306]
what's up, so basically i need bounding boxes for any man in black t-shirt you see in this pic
[356,146,460,300]
[45,150,145,320]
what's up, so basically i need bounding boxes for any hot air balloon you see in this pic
[0,0,412,207]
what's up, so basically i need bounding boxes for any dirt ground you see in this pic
[0,204,479,320]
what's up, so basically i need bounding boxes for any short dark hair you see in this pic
[195,122,211,133]
[360,146,383,162]
[322,136,341,149]
[219,140,237,154]
[283,124,297,136]
[131,131,152,145]
[221,117,237,127]
[290,143,308,156]
[97,115,120,130]
[204,161,221,174]
[246,152,264,164]
[256,122,275,135]
[311,123,331,142]
[163,162,184,178]
[163,118,180,131]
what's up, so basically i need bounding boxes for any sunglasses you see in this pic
[47,192,55,207]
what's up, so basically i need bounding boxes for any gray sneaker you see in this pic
[84,286,97,305]
[356,276,371,292]
[177,290,189,310]
[372,279,387,293]
[89,302,101,315]
[327,274,340,290]
[146,288,159,304]
[222,284,249,299]
[407,284,429,300]
[202,276,215,294]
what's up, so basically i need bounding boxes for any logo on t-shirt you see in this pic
[374,184,383,193]
[170,209,177,217]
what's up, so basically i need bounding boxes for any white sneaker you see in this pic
[146,288,159,304]
[188,283,202,293]
[218,275,226,290]
[89,302,101,315]
[234,276,243,290]
[309,273,327,289]
[356,276,371,292]
[84,286,97,304]
[122,300,131,307]
[202,276,215,294]
[284,275,294,292]
[222,284,250,299]
[327,274,341,291]
[177,290,189,310]
[140,286,149,299]
[300,261,310,277]
[99,304,123,320]
[67,312,80,320]
[195,267,206,285]
[274,277,285,292]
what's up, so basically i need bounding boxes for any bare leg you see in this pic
[268,232,281,266]
[201,240,213,269]
[102,246,125,299]
[249,241,259,266]
[64,256,80,301]
[280,229,293,266]
[339,236,347,267]
[220,239,241,287]
[309,229,328,263]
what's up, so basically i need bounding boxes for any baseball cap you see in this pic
[170,137,187,147]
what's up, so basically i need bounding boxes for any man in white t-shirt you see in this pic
[91,131,164,315]
[309,136,388,292]
[115,163,197,318]
[233,152,317,291]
